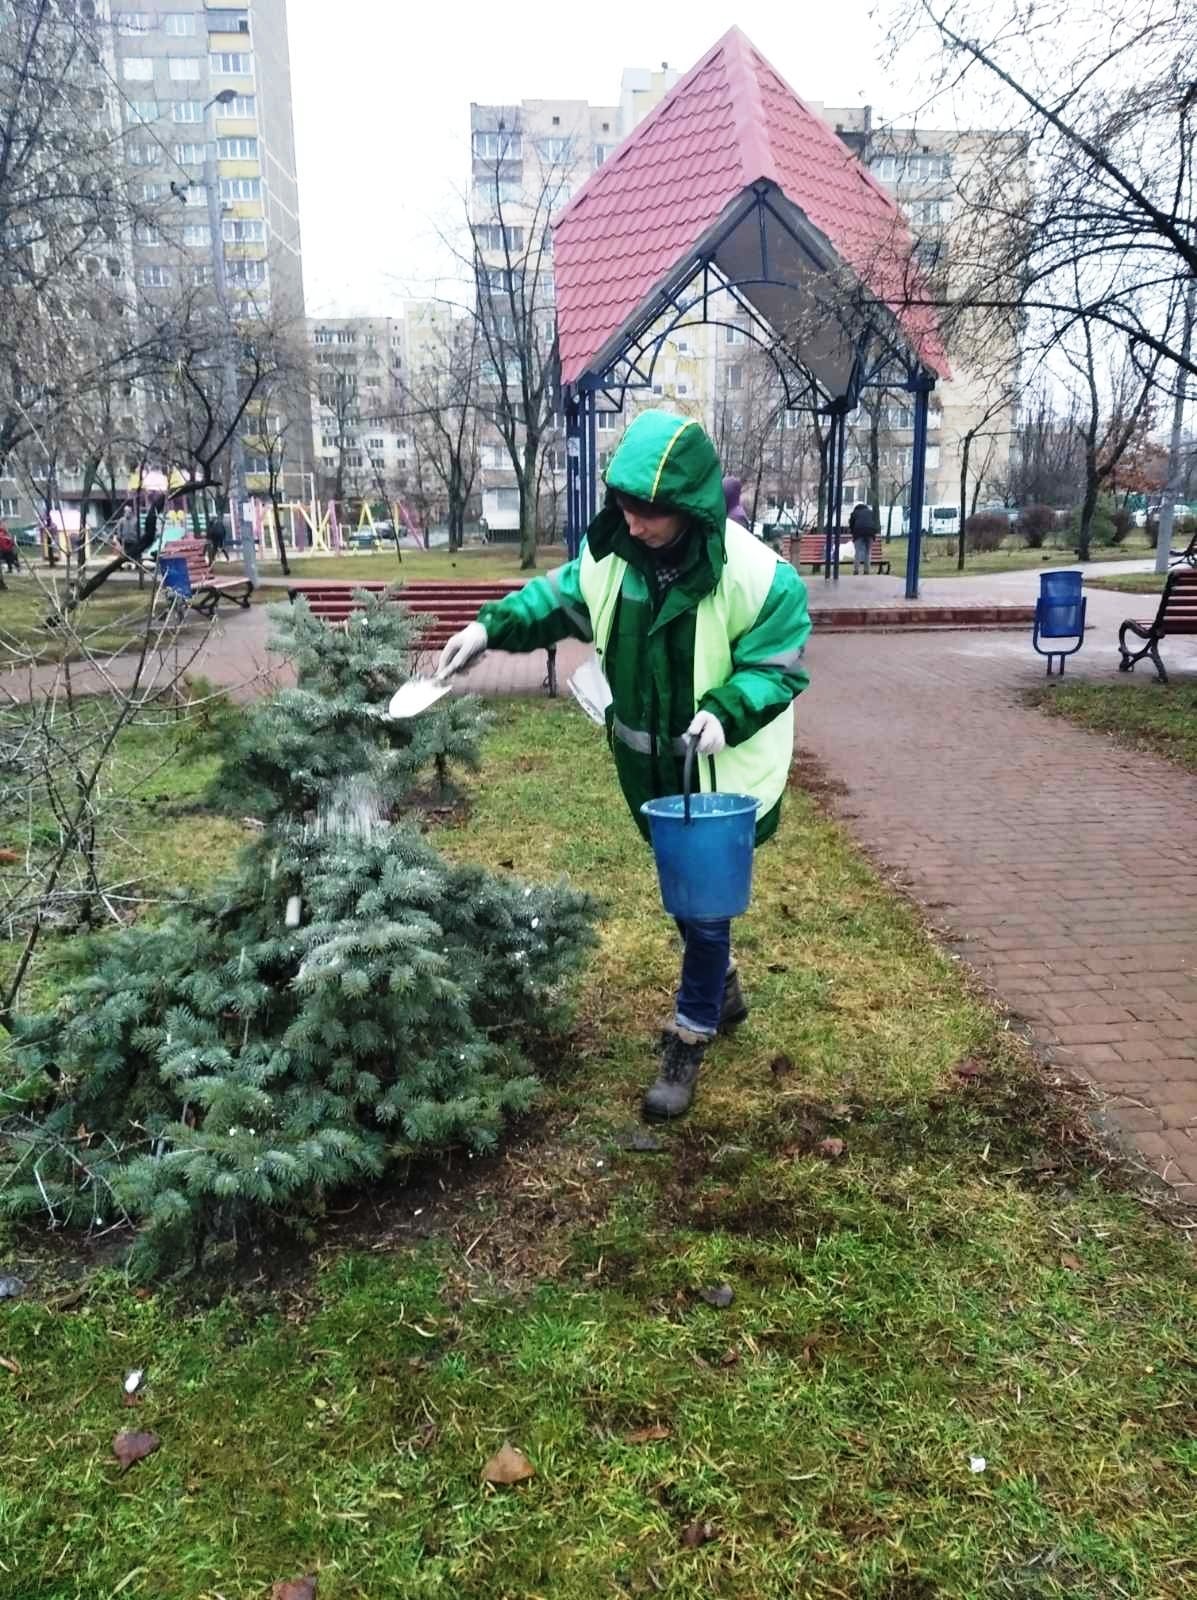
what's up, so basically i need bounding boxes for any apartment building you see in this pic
[307,315,411,504]
[468,66,680,533]
[0,0,308,532]
[814,103,1027,525]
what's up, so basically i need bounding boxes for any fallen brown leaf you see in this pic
[679,1520,718,1548]
[816,1137,847,1160]
[0,848,19,865]
[622,1422,671,1445]
[0,1355,20,1375]
[1059,1252,1083,1271]
[272,1578,317,1600]
[112,1430,160,1472]
[481,1441,535,1486]
[955,1059,984,1081]
[769,1054,794,1078]
[718,1347,740,1367]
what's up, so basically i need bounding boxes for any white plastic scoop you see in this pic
[386,674,451,719]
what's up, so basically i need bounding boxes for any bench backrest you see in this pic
[796,533,883,558]
[1155,568,1197,632]
[286,578,525,633]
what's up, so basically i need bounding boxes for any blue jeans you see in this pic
[674,918,731,1036]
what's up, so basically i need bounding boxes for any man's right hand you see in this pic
[437,621,488,679]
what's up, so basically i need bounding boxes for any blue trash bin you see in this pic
[1032,570,1086,675]
[641,740,758,921]
[158,553,192,600]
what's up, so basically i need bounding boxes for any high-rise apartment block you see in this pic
[0,1,308,532]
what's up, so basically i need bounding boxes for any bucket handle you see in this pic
[681,735,718,825]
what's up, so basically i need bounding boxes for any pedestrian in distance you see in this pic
[436,410,811,1122]
[0,522,18,573]
[848,501,879,575]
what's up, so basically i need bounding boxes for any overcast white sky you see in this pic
[286,0,931,317]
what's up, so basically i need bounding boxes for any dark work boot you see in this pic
[720,965,749,1033]
[642,1023,709,1121]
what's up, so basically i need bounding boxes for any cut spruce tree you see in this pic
[2,593,595,1275]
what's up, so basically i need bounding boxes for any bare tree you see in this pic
[1062,317,1162,559]
[394,316,481,553]
[458,126,569,569]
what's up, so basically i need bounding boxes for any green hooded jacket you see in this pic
[477,411,811,844]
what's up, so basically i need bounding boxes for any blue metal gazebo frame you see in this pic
[562,182,938,600]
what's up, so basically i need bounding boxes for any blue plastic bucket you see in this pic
[158,553,192,599]
[641,741,757,920]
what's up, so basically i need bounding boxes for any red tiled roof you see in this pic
[553,26,948,388]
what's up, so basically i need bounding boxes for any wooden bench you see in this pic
[158,539,253,618]
[1117,569,1197,683]
[1169,528,1197,569]
[794,532,891,574]
[286,578,558,696]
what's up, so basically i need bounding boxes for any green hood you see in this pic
[587,411,728,596]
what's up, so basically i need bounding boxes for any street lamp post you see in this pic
[202,89,257,582]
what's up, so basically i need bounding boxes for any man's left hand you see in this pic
[687,710,726,756]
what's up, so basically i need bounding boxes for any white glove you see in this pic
[687,710,726,756]
[437,621,487,679]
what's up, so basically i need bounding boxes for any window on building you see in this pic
[913,239,946,274]
[219,94,256,118]
[726,364,743,390]
[313,329,333,344]
[367,437,385,451]
[363,376,380,388]
[220,177,261,200]
[223,217,265,242]
[537,137,571,162]
[210,51,253,75]
[140,264,172,287]
[724,325,746,345]
[205,9,250,32]
[676,382,689,396]
[335,329,356,344]
[141,182,165,200]
[180,184,207,206]
[124,99,159,123]
[651,383,664,396]
[596,411,620,432]
[116,11,152,32]
[905,198,949,225]
[872,153,952,183]
[171,100,204,123]
[132,221,160,244]
[473,130,522,160]
[475,179,523,207]
[127,144,162,166]
[227,258,267,285]
[163,13,197,35]
[494,487,520,512]
[122,57,153,79]
[345,452,363,469]
[181,223,210,246]
[594,143,616,165]
[0,497,20,517]
[168,57,201,80]
[217,136,258,159]
[191,262,213,286]
[475,224,523,252]
[172,141,205,164]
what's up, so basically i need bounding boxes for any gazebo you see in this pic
[552,26,949,598]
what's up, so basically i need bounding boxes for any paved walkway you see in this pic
[10,560,1196,1189]
[794,603,1197,1194]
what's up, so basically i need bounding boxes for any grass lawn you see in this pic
[861,537,1158,580]
[0,573,202,662]
[1026,678,1197,774]
[1,702,1194,1598]
[1084,573,1168,595]
[242,545,568,584]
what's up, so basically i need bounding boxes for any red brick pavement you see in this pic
[794,625,1197,1193]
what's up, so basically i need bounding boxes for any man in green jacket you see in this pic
[439,411,811,1120]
